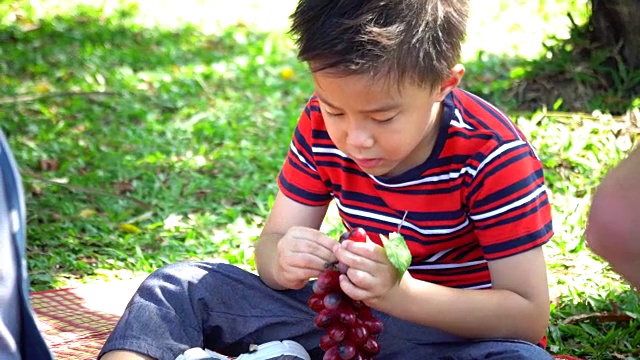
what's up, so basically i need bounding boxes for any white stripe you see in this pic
[10,209,20,234]
[470,184,547,221]
[290,143,317,172]
[464,283,493,290]
[369,167,477,188]
[312,147,347,158]
[426,249,451,262]
[474,140,526,177]
[452,108,473,129]
[335,198,469,235]
[409,259,487,270]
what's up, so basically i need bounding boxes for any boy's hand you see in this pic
[275,226,337,289]
[333,239,399,306]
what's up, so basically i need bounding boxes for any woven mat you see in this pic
[30,278,584,360]
[31,278,145,360]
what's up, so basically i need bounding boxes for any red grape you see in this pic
[320,334,338,351]
[314,270,340,295]
[337,341,357,359]
[308,293,325,312]
[348,228,368,243]
[323,291,344,310]
[362,317,383,335]
[337,305,357,326]
[323,346,340,360]
[347,325,369,346]
[315,308,337,329]
[328,323,347,342]
[361,337,380,356]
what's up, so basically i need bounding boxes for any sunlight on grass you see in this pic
[21,0,590,60]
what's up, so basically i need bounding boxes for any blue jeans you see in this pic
[0,130,53,360]
[99,262,552,360]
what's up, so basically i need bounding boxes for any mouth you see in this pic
[352,157,383,169]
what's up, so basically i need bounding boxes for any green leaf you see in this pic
[380,232,411,282]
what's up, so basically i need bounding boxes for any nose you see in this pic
[345,121,374,149]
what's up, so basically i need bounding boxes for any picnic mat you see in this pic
[31,278,585,360]
[31,277,145,360]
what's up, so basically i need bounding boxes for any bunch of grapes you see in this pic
[308,228,383,360]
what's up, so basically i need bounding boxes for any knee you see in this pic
[502,342,553,359]
[141,261,238,291]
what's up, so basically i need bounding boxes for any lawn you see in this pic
[1,0,638,358]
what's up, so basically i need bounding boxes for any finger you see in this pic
[285,252,332,273]
[338,273,368,301]
[340,240,387,263]
[290,229,338,261]
[335,244,378,272]
[345,266,376,289]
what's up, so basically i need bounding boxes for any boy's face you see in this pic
[312,68,461,177]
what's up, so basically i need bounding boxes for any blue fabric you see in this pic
[0,130,53,360]
[100,262,552,360]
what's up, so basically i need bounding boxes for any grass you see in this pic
[1,0,639,358]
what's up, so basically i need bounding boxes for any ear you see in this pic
[434,64,465,101]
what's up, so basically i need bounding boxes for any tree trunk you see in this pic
[590,0,640,70]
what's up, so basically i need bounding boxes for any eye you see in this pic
[373,116,395,123]
[324,109,344,117]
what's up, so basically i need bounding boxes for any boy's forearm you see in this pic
[254,232,287,290]
[373,275,548,344]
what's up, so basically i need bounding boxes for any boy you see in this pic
[0,129,53,360]
[586,146,640,289]
[100,0,554,359]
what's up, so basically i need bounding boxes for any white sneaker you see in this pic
[175,340,311,360]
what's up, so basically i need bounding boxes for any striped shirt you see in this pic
[278,88,553,290]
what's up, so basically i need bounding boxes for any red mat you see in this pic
[31,288,120,359]
[30,281,585,360]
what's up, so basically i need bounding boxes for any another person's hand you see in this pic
[275,226,337,289]
[333,239,400,307]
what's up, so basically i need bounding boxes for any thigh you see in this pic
[198,263,325,357]
[408,339,553,360]
[368,315,550,360]
[103,262,323,359]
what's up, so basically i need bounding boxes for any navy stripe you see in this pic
[474,196,550,231]
[374,183,461,196]
[278,173,332,203]
[312,130,332,140]
[472,169,544,211]
[293,128,313,159]
[466,146,534,203]
[412,264,487,278]
[448,129,496,142]
[482,220,553,256]
[287,157,322,180]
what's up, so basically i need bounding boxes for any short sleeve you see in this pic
[465,140,553,260]
[277,99,333,206]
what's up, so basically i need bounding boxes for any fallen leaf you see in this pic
[117,223,142,234]
[39,159,59,171]
[78,209,97,218]
[562,311,634,325]
[113,180,135,194]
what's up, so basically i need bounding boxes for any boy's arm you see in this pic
[255,191,335,290]
[372,246,549,343]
